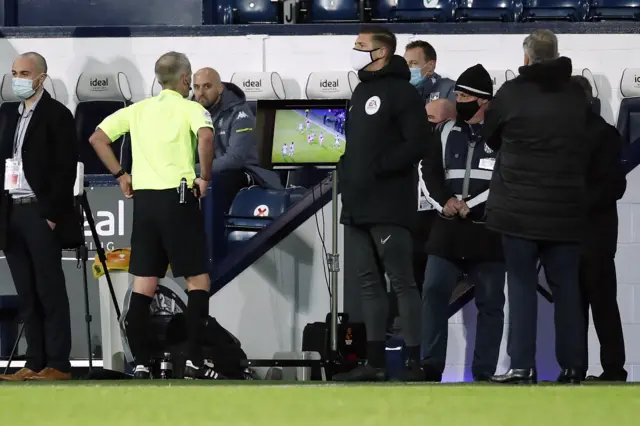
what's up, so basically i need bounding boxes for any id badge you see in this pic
[4,158,20,190]
[479,158,495,171]
[418,195,432,211]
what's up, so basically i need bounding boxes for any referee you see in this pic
[89,52,215,380]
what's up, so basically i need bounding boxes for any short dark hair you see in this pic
[359,25,397,56]
[405,40,437,62]
[571,75,593,101]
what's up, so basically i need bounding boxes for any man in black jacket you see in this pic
[484,30,591,384]
[420,64,505,382]
[334,25,432,382]
[0,53,79,381]
[572,75,628,382]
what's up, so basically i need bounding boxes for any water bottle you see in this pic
[160,353,173,380]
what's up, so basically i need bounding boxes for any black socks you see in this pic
[186,289,210,366]
[125,292,152,366]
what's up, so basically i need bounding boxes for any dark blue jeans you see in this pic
[501,234,585,371]
[421,255,505,377]
[203,170,249,289]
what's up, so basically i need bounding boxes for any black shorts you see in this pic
[129,189,208,278]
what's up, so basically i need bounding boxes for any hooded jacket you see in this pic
[207,82,259,173]
[416,72,456,103]
[338,55,433,230]
[583,110,626,256]
[483,57,591,242]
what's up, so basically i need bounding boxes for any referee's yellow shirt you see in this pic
[98,89,214,191]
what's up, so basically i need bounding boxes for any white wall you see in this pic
[0,33,632,125]
[209,198,343,378]
[1,33,638,379]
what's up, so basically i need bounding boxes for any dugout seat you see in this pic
[617,68,640,145]
[225,186,291,252]
[487,69,516,94]
[391,0,456,22]
[150,77,195,100]
[235,0,280,23]
[230,71,286,116]
[308,0,362,22]
[0,73,57,115]
[589,0,640,20]
[305,71,359,100]
[75,72,132,175]
[522,0,589,21]
[455,0,523,21]
[572,68,601,116]
[286,186,310,206]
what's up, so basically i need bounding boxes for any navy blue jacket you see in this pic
[421,118,503,261]
[415,72,456,103]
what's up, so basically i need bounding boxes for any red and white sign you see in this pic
[254,204,269,217]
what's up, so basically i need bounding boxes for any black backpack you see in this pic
[164,313,249,379]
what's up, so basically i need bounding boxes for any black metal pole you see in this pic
[81,191,121,320]
[78,243,93,373]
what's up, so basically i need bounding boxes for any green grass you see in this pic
[1,382,638,425]
[272,110,344,165]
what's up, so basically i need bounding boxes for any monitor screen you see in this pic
[254,99,349,170]
[271,108,346,167]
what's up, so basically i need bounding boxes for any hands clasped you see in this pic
[443,197,471,219]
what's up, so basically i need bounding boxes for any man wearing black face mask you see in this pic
[334,25,432,382]
[418,64,505,382]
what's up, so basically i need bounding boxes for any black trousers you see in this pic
[4,201,71,372]
[421,255,505,377]
[347,224,421,347]
[501,234,585,370]
[206,170,249,286]
[580,251,626,375]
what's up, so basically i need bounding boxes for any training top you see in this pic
[98,89,214,191]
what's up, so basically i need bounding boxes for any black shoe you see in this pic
[332,364,386,382]
[490,368,537,384]
[557,369,584,384]
[133,365,151,379]
[393,359,425,382]
[473,372,493,382]
[184,360,227,380]
[420,363,443,382]
[586,370,627,382]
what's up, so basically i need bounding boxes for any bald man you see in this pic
[193,68,259,174]
[193,68,262,282]
[426,98,456,125]
[0,53,79,382]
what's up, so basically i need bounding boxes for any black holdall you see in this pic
[163,313,249,380]
[302,313,367,379]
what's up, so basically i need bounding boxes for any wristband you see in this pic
[113,169,126,179]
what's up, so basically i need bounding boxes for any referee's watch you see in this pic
[113,169,126,179]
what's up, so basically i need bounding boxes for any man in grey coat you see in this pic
[194,67,281,283]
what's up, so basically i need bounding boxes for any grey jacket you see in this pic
[208,82,259,172]
[415,72,456,103]
[206,83,282,189]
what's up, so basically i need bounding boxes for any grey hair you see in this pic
[21,52,48,74]
[154,51,191,89]
[522,30,559,64]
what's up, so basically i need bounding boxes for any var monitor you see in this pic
[256,99,349,170]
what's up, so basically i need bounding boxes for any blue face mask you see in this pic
[409,67,424,87]
[12,78,36,100]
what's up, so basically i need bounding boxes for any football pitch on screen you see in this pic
[272,110,345,165]
[1,382,637,426]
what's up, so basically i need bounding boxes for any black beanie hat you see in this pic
[454,64,493,100]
